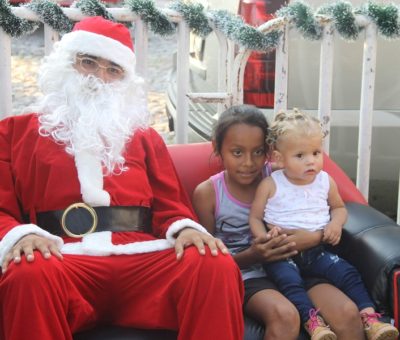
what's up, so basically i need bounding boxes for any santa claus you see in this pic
[0,16,243,340]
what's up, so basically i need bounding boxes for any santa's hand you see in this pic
[174,227,229,260]
[2,234,63,273]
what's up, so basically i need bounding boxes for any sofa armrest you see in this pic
[333,202,400,317]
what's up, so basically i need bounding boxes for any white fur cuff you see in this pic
[0,224,64,268]
[165,218,211,243]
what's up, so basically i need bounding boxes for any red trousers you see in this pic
[0,247,244,340]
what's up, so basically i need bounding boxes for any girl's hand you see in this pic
[283,228,324,252]
[174,227,229,260]
[2,234,63,273]
[267,225,282,238]
[251,234,297,262]
[323,222,342,246]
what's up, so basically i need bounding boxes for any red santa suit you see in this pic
[0,17,244,340]
[0,113,244,340]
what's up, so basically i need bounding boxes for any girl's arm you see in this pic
[249,177,274,238]
[192,177,297,268]
[234,234,298,268]
[192,180,217,235]
[283,229,323,252]
[323,176,347,246]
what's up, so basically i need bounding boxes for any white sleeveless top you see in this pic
[264,170,331,231]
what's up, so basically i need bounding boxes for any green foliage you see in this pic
[75,0,115,21]
[0,0,38,37]
[277,1,322,40]
[27,0,73,33]
[125,0,175,36]
[318,1,360,40]
[169,1,212,38]
[361,2,400,38]
[210,9,280,51]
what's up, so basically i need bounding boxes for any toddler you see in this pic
[249,109,399,340]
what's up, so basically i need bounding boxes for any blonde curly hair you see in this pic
[266,109,327,148]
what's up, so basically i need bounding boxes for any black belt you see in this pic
[25,204,151,238]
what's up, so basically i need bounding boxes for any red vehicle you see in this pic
[240,0,285,108]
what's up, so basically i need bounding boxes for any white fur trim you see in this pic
[61,231,173,256]
[0,224,64,268]
[165,218,211,243]
[74,150,110,207]
[60,219,209,257]
[58,30,136,76]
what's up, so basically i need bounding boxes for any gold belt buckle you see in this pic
[61,202,98,238]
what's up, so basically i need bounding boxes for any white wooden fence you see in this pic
[0,6,398,218]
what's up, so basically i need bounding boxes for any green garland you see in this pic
[317,1,360,40]
[277,1,322,40]
[209,9,280,51]
[1,0,400,50]
[125,0,175,36]
[27,0,73,33]
[360,2,400,39]
[169,1,212,38]
[74,0,115,22]
[0,0,38,37]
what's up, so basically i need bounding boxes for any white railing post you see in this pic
[225,39,235,109]
[232,47,249,107]
[44,24,59,55]
[134,19,148,79]
[175,19,190,144]
[214,30,232,114]
[318,21,334,154]
[356,22,377,200]
[0,28,12,118]
[274,24,288,114]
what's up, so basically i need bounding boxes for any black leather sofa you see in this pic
[74,143,400,339]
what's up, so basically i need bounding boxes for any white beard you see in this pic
[30,51,149,175]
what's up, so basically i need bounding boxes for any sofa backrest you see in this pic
[167,142,367,205]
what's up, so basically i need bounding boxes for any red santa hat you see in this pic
[57,16,136,75]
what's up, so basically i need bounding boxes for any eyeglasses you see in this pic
[75,55,125,80]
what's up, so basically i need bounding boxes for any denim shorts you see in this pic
[243,276,329,306]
